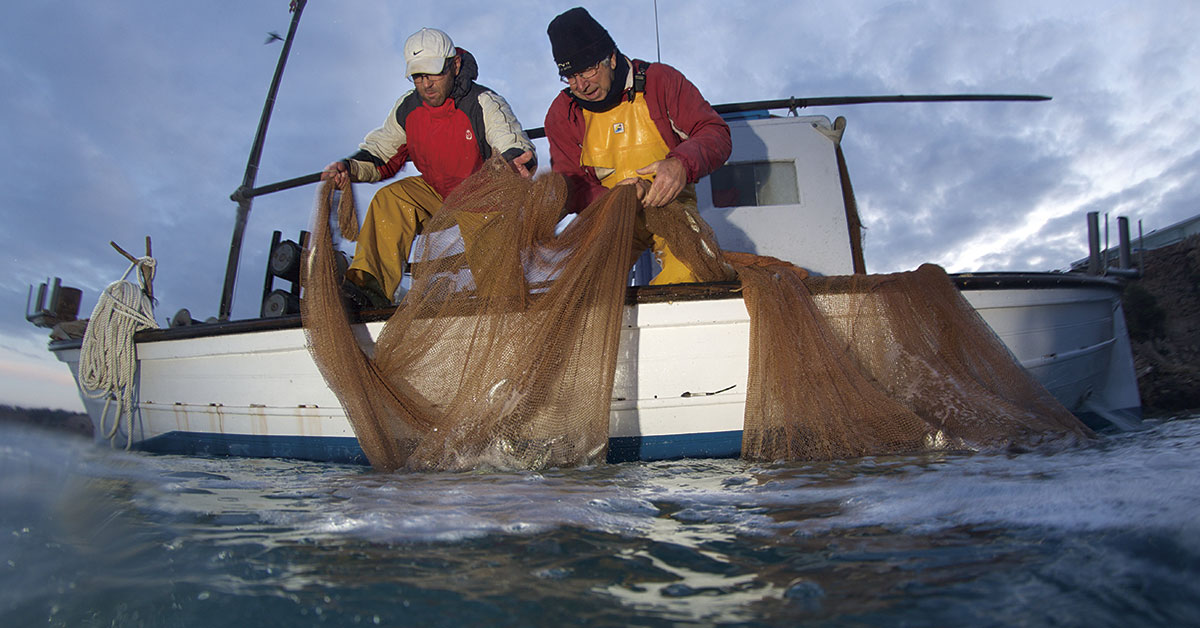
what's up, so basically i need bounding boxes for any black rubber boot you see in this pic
[341,277,391,310]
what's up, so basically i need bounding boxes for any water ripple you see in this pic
[2,416,1199,626]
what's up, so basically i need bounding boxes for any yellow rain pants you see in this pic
[347,175,510,300]
[346,176,442,300]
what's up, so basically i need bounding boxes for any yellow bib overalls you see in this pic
[581,93,699,285]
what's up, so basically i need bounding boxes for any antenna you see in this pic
[654,0,661,62]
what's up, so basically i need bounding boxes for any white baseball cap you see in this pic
[404,28,455,78]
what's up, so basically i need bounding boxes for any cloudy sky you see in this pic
[3,0,1198,411]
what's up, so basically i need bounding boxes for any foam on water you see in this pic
[2,417,1199,626]
[743,421,1200,538]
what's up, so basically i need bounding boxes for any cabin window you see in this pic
[709,160,799,208]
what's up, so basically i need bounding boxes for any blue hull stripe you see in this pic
[607,432,743,462]
[140,432,373,465]
[138,430,745,465]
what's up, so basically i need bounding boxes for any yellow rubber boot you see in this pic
[649,235,701,285]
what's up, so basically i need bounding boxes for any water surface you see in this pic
[3,416,1199,626]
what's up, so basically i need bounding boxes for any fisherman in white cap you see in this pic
[323,28,536,307]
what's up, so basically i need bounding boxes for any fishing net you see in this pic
[302,157,1091,471]
[735,261,1092,461]
[303,160,635,470]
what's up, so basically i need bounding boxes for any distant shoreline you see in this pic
[0,404,93,438]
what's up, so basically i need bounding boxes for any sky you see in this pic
[3,0,1198,411]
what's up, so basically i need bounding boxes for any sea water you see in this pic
[2,416,1199,627]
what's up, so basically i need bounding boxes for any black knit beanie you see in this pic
[548,7,616,76]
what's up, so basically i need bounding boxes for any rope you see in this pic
[78,257,158,449]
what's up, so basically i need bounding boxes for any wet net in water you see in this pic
[302,158,1092,471]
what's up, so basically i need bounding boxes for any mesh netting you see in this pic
[735,261,1094,461]
[302,157,1092,471]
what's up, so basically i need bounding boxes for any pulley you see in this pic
[262,289,300,318]
[269,238,303,283]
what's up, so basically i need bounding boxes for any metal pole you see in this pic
[1103,212,1109,274]
[1117,216,1131,269]
[522,94,1051,140]
[1086,211,1101,275]
[653,0,661,63]
[1138,219,1145,276]
[219,0,307,320]
[241,171,322,200]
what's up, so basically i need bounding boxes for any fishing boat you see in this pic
[29,102,1142,464]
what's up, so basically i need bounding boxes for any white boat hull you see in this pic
[957,274,1141,430]
[52,275,1140,463]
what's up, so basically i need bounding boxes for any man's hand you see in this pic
[511,150,536,179]
[616,177,651,201]
[321,160,350,187]
[636,157,686,207]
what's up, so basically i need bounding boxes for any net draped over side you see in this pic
[303,158,1092,471]
[303,160,637,471]
[806,267,1093,449]
[729,254,941,461]
[733,261,1093,462]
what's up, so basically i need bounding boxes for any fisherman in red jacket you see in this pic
[544,7,731,284]
[323,28,536,306]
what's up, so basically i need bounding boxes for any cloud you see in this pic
[2,0,1199,408]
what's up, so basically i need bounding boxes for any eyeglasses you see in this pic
[560,58,609,85]
[410,59,454,84]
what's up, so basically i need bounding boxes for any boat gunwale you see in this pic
[48,281,744,349]
[45,272,1122,352]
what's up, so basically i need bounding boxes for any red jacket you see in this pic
[375,98,482,198]
[347,48,534,199]
[544,59,731,213]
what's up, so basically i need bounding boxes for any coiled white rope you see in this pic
[78,256,159,449]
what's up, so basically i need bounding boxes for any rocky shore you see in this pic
[1122,235,1200,416]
